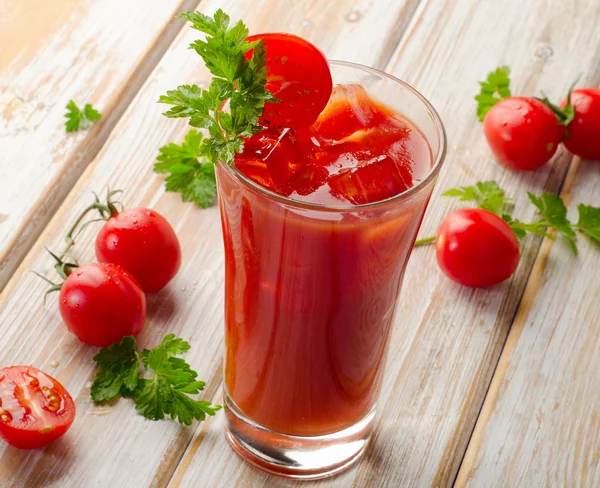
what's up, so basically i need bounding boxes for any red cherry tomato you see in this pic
[562,88,600,160]
[484,97,565,170]
[0,366,75,449]
[95,208,181,293]
[436,208,520,288]
[246,33,332,129]
[59,263,146,347]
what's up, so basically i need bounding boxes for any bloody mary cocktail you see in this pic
[218,61,446,479]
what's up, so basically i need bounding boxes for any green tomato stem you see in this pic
[414,236,436,247]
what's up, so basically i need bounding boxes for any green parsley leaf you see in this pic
[417,180,600,253]
[155,130,217,208]
[136,376,220,426]
[179,10,230,37]
[155,129,204,172]
[135,334,221,425]
[141,333,191,369]
[156,10,280,207]
[527,192,577,252]
[65,100,102,132]
[575,204,600,244]
[160,9,275,152]
[91,334,221,425]
[157,10,278,209]
[91,336,140,402]
[441,182,580,249]
[475,66,511,121]
[505,217,552,240]
[443,180,510,216]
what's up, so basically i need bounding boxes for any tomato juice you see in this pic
[218,82,435,437]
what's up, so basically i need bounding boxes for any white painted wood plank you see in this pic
[0,0,422,486]
[455,158,600,487]
[0,0,196,290]
[171,1,600,486]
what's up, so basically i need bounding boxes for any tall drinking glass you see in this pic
[216,61,446,479]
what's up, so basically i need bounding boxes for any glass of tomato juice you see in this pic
[216,61,446,479]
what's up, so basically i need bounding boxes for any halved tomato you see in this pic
[0,366,76,449]
[246,33,333,129]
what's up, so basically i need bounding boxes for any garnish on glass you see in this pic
[154,9,333,207]
[155,9,277,208]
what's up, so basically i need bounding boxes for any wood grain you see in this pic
[0,0,199,291]
[170,0,600,486]
[454,163,600,487]
[1,0,599,486]
[0,0,424,486]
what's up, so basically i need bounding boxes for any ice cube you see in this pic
[283,165,329,197]
[237,127,306,189]
[313,84,386,140]
[328,155,413,205]
[234,157,276,191]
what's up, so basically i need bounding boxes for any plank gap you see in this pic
[449,222,557,487]
[371,0,425,69]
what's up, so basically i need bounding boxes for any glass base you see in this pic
[224,389,375,480]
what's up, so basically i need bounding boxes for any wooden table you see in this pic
[1,0,599,486]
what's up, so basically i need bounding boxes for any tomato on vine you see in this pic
[50,190,182,294]
[58,262,146,347]
[475,67,568,170]
[96,207,181,293]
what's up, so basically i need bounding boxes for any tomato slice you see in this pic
[0,366,76,449]
[246,33,333,129]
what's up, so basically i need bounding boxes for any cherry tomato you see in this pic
[0,366,75,449]
[95,208,181,293]
[59,263,146,347]
[436,208,520,288]
[562,88,600,160]
[246,33,332,129]
[484,97,565,170]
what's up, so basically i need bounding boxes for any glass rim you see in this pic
[220,59,447,212]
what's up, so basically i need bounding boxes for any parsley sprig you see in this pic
[415,181,600,253]
[475,66,577,129]
[154,130,217,208]
[442,181,511,216]
[91,334,221,425]
[576,204,600,242]
[155,9,278,207]
[65,100,102,132]
[475,66,511,121]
